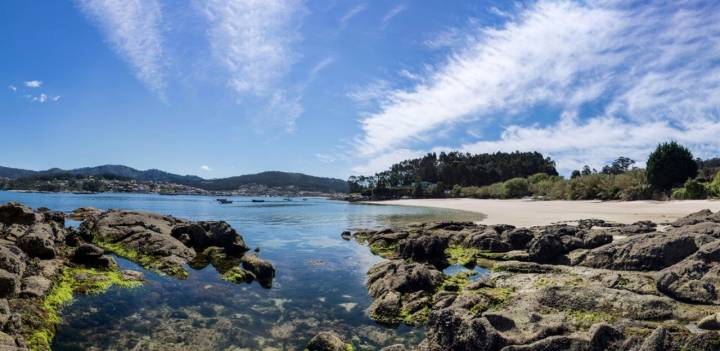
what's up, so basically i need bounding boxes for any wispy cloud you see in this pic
[352,1,720,173]
[76,0,166,97]
[340,3,367,28]
[202,0,305,131]
[200,165,212,171]
[8,85,17,92]
[24,80,42,88]
[381,5,406,27]
[308,56,336,81]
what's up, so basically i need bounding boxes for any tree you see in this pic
[602,157,635,175]
[570,170,581,179]
[646,141,698,191]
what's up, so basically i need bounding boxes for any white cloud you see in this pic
[8,85,17,92]
[202,0,305,130]
[52,96,61,101]
[24,80,42,88]
[77,0,165,97]
[347,80,391,106]
[200,165,212,171]
[350,148,424,175]
[340,3,366,28]
[382,5,406,26]
[308,56,336,81]
[352,1,720,173]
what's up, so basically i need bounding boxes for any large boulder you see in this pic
[240,254,275,289]
[657,239,720,304]
[71,244,116,269]
[398,235,449,265]
[420,308,506,351]
[16,223,57,259]
[306,331,349,351]
[527,234,566,263]
[171,221,249,254]
[0,202,38,226]
[577,232,714,271]
[0,270,19,298]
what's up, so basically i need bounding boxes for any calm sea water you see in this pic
[0,192,483,350]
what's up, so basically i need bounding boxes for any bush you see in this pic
[528,173,551,185]
[646,141,698,191]
[503,178,530,198]
[476,182,505,199]
[671,179,708,200]
[708,172,720,197]
[614,169,651,200]
[568,174,604,200]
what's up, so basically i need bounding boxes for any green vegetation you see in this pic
[445,246,479,267]
[27,266,142,351]
[94,240,189,279]
[439,271,476,292]
[647,141,698,191]
[569,310,615,329]
[347,151,557,199]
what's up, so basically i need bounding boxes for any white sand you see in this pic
[366,198,720,227]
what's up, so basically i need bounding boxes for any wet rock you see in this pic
[68,206,102,221]
[578,232,714,271]
[70,243,116,269]
[340,231,352,240]
[421,308,506,351]
[697,313,720,330]
[0,270,19,298]
[240,254,275,288]
[464,230,511,253]
[171,221,249,254]
[501,335,590,351]
[20,275,52,298]
[306,331,349,351]
[0,202,38,226]
[527,234,566,263]
[380,344,407,351]
[398,235,449,265]
[501,228,534,250]
[16,223,57,259]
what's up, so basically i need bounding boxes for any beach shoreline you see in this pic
[365,198,720,227]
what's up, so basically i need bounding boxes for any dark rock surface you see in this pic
[346,209,720,351]
[306,331,350,351]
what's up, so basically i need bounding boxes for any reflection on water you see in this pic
[0,192,483,350]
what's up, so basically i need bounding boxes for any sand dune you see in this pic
[367,198,720,227]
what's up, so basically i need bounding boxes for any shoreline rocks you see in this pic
[0,201,274,350]
[345,209,720,350]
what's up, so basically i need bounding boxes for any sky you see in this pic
[2,0,720,179]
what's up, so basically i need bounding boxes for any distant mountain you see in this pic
[0,166,35,179]
[0,165,348,193]
[198,171,349,193]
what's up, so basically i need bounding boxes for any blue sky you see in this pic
[2,1,720,179]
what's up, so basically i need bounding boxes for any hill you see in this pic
[0,165,348,193]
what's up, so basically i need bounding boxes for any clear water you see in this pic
[0,192,484,350]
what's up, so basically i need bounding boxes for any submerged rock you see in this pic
[306,331,351,351]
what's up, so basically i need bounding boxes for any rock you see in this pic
[0,270,19,298]
[464,230,511,253]
[578,232,714,271]
[0,331,18,349]
[0,299,9,329]
[340,231,352,240]
[380,345,406,351]
[171,222,249,254]
[240,254,275,288]
[502,228,534,250]
[697,313,720,330]
[618,221,657,235]
[501,335,590,351]
[0,245,25,276]
[579,230,612,249]
[121,270,144,282]
[671,209,715,227]
[527,234,566,263]
[20,276,52,298]
[0,202,38,226]
[369,290,401,323]
[68,206,102,221]
[398,235,449,265]
[71,244,116,269]
[657,239,720,304]
[306,331,348,351]
[421,308,506,351]
[16,223,58,259]
[368,260,444,299]
[588,323,624,350]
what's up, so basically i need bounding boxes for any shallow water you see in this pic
[0,192,484,350]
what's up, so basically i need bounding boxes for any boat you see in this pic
[216,198,233,204]
[251,199,265,203]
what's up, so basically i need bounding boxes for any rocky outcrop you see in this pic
[79,209,265,283]
[350,210,720,351]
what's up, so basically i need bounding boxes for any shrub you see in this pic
[476,182,505,199]
[708,172,720,197]
[568,174,604,200]
[646,141,698,191]
[503,178,530,198]
[672,179,708,200]
[528,173,551,185]
[614,169,651,200]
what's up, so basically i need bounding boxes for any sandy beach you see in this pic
[367,198,720,227]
